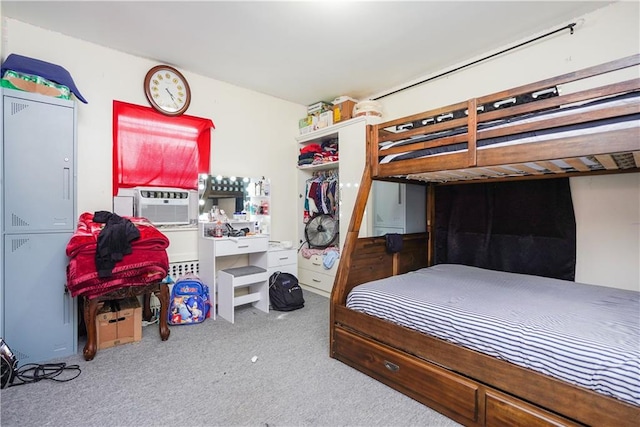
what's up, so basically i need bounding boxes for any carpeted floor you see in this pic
[0,291,460,427]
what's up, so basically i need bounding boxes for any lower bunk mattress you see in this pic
[346,264,639,407]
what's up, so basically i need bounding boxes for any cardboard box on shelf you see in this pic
[299,116,312,129]
[317,110,333,129]
[332,96,358,123]
[307,101,333,115]
[95,297,142,350]
[300,125,314,135]
[299,114,319,135]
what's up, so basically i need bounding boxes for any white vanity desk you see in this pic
[197,223,270,321]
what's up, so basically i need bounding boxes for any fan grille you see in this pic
[305,214,338,249]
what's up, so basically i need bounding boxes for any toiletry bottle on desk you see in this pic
[214,221,223,237]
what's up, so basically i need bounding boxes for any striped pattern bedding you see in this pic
[346,264,640,406]
[379,90,640,164]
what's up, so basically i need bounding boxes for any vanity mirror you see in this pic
[198,174,271,234]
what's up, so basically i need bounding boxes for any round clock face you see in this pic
[144,65,191,116]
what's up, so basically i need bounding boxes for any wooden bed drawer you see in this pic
[485,390,581,427]
[333,327,479,424]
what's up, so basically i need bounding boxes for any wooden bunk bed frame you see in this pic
[330,55,640,427]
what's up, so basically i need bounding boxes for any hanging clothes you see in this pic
[303,170,339,220]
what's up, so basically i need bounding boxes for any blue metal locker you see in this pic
[2,89,76,232]
[3,233,77,364]
[1,88,78,365]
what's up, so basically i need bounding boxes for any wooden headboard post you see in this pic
[467,98,478,168]
[330,162,373,332]
[369,124,380,178]
[426,183,436,266]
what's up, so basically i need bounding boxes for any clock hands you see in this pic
[165,87,179,109]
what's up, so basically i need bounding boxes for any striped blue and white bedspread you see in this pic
[346,264,640,406]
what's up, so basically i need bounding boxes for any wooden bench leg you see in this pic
[83,297,100,361]
[142,293,153,321]
[158,283,170,341]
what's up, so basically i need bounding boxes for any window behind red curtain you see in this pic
[113,101,214,196]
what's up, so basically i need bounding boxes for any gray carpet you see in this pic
[0,292,460,427]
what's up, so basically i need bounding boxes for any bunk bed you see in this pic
[329,54,640,427]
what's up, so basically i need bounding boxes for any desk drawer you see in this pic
[268,249,297,268]
[298,253,339,275]
[298,267,335,293]
[215,237,268,256]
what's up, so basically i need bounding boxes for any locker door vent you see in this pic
[10,101,29,116]
[10,213,29,228]
[10,237,29,253]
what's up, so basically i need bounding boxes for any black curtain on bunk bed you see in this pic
[434,178,576,281]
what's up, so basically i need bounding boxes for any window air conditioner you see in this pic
[134,187,190,225]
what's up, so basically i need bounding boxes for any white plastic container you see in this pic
[353,100,383,118]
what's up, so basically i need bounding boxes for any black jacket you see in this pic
[93,211,140,278]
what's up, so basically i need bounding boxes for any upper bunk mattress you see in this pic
[346,264,640,406]
[379,90,640,164]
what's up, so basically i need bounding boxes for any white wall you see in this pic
[373,1,640,290]
[1,18,306,260]
[2,2,638,290]
[571,174,640,290]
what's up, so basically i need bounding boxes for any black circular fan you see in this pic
[305,214,339,249]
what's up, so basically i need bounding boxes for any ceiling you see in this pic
[1,1,613,106]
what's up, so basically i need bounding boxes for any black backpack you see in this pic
[268,272,304,311]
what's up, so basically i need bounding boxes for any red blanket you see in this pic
[67,249,168,298]
[66,212,170,298]
[66,212,169,258]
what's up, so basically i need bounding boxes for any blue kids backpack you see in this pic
[168,273,211,325]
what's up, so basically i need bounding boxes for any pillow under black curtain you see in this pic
[434,178,576,280]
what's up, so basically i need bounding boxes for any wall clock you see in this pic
[144,65,191,116]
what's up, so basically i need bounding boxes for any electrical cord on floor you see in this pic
[142,316,159,327]
[7,362,81,387]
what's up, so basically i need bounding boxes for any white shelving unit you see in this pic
[295,116,374,297]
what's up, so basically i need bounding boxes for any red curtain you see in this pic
[113,101,214,195]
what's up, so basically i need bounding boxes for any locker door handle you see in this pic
[63,167,70,199]
[63,285,71,324]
